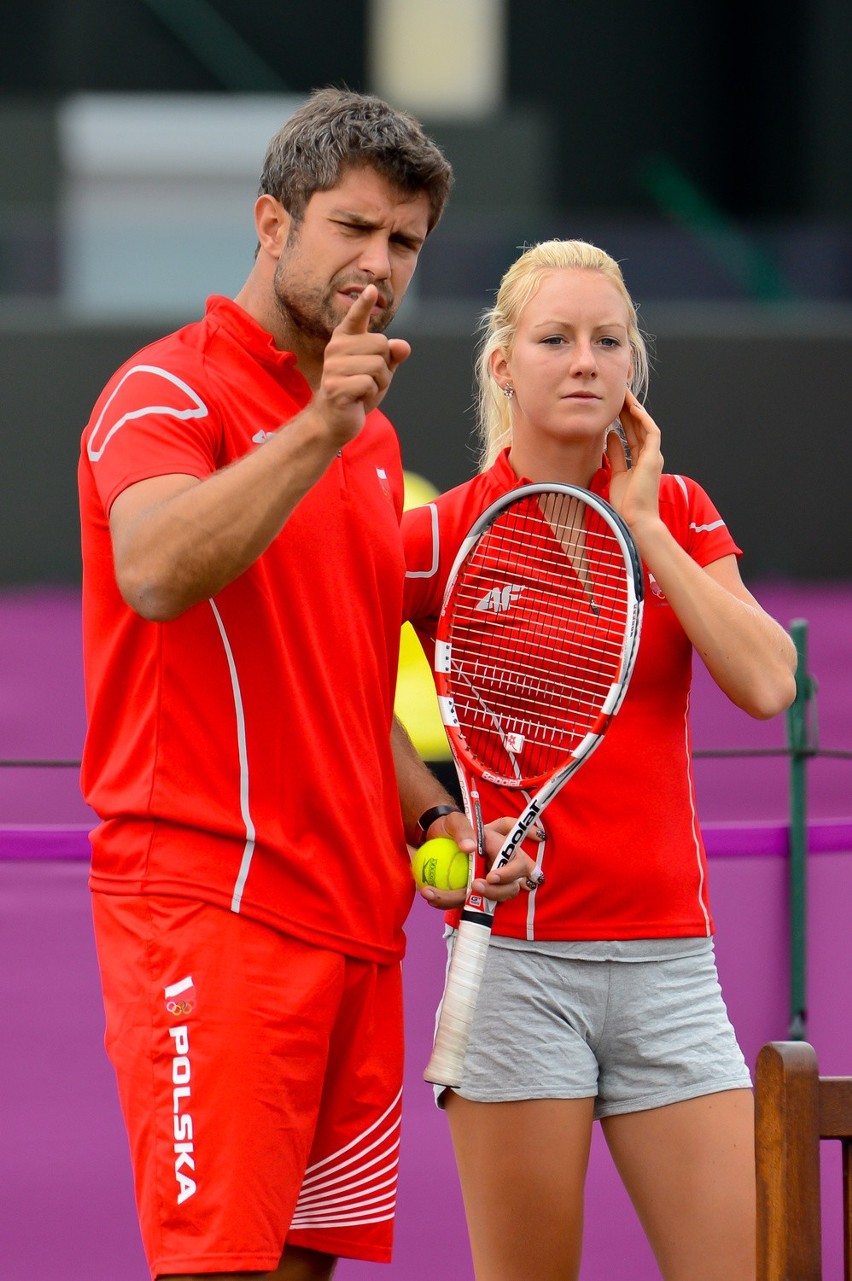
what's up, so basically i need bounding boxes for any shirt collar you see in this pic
[205,296,299,374]
[492,447,612,497]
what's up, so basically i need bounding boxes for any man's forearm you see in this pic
[391,716,460,846]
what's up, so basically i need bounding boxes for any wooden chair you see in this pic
[755,1040,852,1279]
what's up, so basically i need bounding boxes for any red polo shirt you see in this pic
[80,296,413,963]
[402,449,742,941]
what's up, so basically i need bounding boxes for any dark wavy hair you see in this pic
[259,87,453,234]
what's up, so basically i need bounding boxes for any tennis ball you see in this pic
[412,837,470,891]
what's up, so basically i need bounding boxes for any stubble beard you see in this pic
[272,264,397,350]
[272,270,336,346]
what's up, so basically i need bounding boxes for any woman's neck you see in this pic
[507,434,605,488]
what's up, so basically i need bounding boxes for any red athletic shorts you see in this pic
[92,892,404,1277]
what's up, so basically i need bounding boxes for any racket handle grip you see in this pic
[423,918,492,1087]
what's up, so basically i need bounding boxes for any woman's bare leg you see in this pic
[445,1092,596,1281]
[602,1088,755,1281]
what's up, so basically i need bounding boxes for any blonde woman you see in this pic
[403,240,796,1281]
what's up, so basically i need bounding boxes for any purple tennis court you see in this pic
[2,581,850,1280]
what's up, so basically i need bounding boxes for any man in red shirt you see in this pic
[78,88,527,1281]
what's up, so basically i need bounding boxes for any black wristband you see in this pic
[417,804,462,836]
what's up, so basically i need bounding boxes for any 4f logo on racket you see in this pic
[475,584,523,614]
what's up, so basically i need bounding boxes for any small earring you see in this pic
[502,384,514,399]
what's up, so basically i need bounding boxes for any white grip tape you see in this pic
[423,920,492,1087]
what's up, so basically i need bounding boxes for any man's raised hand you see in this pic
[314,284,412,447]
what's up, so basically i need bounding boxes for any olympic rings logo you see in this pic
[166,999,193,1016]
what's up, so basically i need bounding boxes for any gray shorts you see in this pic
[441,934,751,1118]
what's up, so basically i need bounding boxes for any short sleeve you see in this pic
[662,474,742,566]
[83,361,221,514]
[401,502,442,629]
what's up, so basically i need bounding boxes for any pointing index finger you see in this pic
[337,283,377,334]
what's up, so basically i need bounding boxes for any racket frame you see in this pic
[424,482,644,1086]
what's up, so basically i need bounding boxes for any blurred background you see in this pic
[1,5,850,1275]
[1,0,851,583]
[1,5,851,1278]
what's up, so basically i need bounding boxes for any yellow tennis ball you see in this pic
[412,837,470,891]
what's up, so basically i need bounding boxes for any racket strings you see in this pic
[426,485,644,1089]
[443,494,632,784]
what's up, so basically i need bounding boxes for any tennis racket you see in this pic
[424,482,644,1087]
